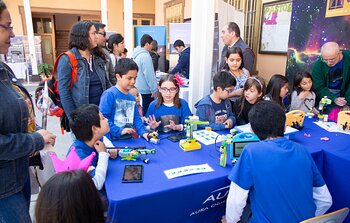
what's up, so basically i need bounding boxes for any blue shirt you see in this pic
[210,97,229,125]
[89,65,103,106]
[228,137,325,223]
[67,140,98,176]
[146,99,191,132]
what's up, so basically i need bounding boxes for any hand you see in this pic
[37,129,56,146]
[298,90,309,99]
[164,120,180,131]
[107,149,118,159]
[334,97,347,107]
[151,92,157,98]
[232,88,243,97]
[221,216,227,223]
[147,115,161,130]
[121,128,136,135]
[94,140,106,153]
[224,119,233,129]
[142,132,151,141]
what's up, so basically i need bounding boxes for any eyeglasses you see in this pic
[321,53,339,63]
[0,23,14,31]
[98,32,106,37]
[224,88,234,94]
[160,87,178,93]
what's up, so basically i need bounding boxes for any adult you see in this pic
[133,34,157,115]
[57,21,111,119]
[150,39,160,72]
[93,22,116,86]
[223,100,332,223]
[107,33,125,78]
[312,42,350,108]
[220,22,255,75]
[0,1,56,222]
[170,39,190,79]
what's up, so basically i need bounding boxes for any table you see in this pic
[105,134,232,223]
[105,119,350,223]
[290,118,350,223]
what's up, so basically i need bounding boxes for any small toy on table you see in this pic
[286,110,305,130]
[180,119,209,151]
[219,136,232,167]
[317,96,332,121]
[149,131,160,144]
[118,147,156,164]
[230,132,259,164]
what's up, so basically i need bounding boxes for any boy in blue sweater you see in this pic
[99,58,151,140]
[195,71,236,131]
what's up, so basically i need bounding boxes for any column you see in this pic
[101,0,108,30]
[23,0,38,75]
[124,0,133,56]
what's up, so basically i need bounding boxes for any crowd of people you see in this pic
[1,0,350,222]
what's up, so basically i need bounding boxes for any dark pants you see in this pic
[141,93,153,116]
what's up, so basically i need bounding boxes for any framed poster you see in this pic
[259,0,292,54]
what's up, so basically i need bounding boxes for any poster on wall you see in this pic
[325,0,350,18]
[259,0,293,54]
[169,23,191,54]
[134,26,166,72]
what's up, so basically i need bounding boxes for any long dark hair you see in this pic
[0,0,7,17]
[293,71,314,95]
[35,170,105,223]
[265,74,288,108]
[224,47,244,71]
[107,33,124,53]
[156,74,181,108]
[68,21,105,61]
[238,76,266,117]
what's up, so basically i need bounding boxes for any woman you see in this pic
[57,21,111,119]
[107,33,125,71]
[35,170,105,223]
[0,1,56,221]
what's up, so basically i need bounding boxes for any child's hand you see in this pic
[221,216,227,223]
[164,120,182,131]
[142,132,151,141]
[108,149,118,159]
[121,128,136,135]
[94,140,106,153]
[224,119,233,129]
[298,90,309,99]
[147,115,161,130]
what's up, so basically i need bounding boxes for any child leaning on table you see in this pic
[195,71,237,131]
[99,58,154,141]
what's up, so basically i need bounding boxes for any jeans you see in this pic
[0,177,32,223]
[141,93,154,116]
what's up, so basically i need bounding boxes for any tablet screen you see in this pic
[122,165,143,183]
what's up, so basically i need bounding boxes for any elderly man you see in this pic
[220,22,255,75]
[312,42,350,108]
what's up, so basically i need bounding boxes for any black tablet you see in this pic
[122,165,143,183]
[167,132,187,142]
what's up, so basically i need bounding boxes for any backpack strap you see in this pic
[53,51,78,92]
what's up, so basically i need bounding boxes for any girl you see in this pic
[233,76,266,125]
[224,47,251,103]
[35,170,104,223]
[108,33,125,69]
[264,74,289,110]
[146,74,191,133]
[290,71,317,113]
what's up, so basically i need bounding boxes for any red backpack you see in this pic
[35,51,78,131]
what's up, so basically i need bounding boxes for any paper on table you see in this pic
[235,123,299,135]
[193,130,223,145]
[164,163,214,179]
[313,121,350,135]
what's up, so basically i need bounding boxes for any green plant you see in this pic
[38,63,53,79]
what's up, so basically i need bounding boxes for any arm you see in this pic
[57,55,76,118]
[107,56,117,86]
[226,100,236,127]
[92,151,109,190]
[170,53,189,75]
[243,49,255,75]
[180,100,192,124]
[99,91,123,138]
[311,61,336,102]
[134,102,147,137]
[290,91,304,111]
[142,56,158,94]
[225,182,249,223]
[313,185,332,216]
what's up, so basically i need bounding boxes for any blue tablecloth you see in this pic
[105,134,232,223]
[105,119,350,223]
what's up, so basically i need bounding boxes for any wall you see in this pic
[255,0,288,81]
[155,0,191,25]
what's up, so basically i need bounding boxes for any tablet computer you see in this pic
[167,132,186,142]
[122,165,143,183]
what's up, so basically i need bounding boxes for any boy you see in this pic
[99,58,151,140]
[68,104,110,190]
[223,100,332,223]
[195,71,236,130]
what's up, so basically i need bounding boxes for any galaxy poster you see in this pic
[286,0,350,86]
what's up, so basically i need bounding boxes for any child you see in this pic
[68,104,110,190]
[195,71,237,130]
[99,58,151,140]
[121,48,128,58]
[146,74,191,133]
[264,74,289,110]
[35,170,104,223]
[290,71,317,113]
[233,76,266,125]
[223,100,332,223]
[224,47,251,102]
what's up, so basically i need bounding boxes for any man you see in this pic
[170,39,190,79]
[93,22,116,86]
[133,34,157,115]
[220,22,254,75]
[223,100,332,223]
[312,42,350,108]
